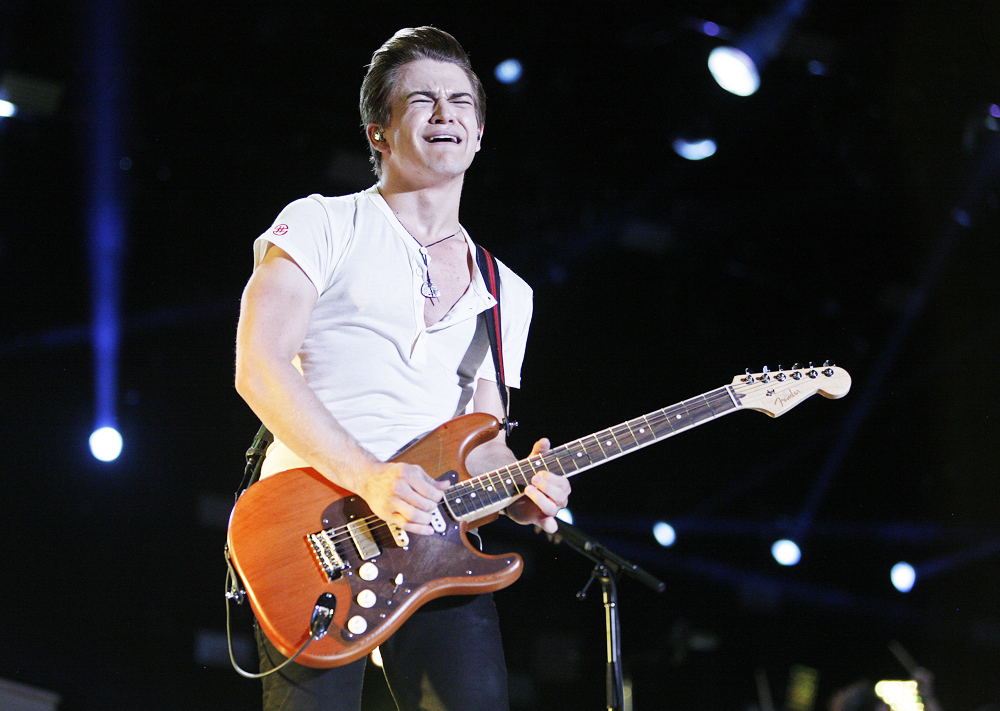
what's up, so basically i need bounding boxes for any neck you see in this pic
[377,171,464,243]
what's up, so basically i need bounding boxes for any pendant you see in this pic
[421,279,440,299]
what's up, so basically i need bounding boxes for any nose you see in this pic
[430,100,456,123]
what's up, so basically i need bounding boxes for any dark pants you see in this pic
[256,593,509,711]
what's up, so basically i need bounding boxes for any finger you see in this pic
[530,472,571,507]
[400,520,436,536]
[410,465,450,496]
[529,437,551,456]
[523,484,561,519]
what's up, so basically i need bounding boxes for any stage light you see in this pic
[707,0,809,96]
[708,47,760,97]
[494,59,523,85]
[807,60,827,76]
[89,426,123,462]
[653,521,676,547]
[890,562,916,593]
[771,539,801,566]
[0,100,16,118]
[672,137,717,160]
[875,680,921,711]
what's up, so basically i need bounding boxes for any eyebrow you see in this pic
[404,90,474,102]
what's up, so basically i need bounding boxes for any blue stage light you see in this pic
[771,539,801,566]
[90,426,123,462]
[494,59,523,85]
[672,138,717,160]
[653,521,676,547]
[890,562,916,592]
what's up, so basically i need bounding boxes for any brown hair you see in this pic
[360,26,486,177]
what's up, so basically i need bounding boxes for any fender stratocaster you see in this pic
[227,364,850,668]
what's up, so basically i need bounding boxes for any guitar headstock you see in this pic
[731,362,851,418]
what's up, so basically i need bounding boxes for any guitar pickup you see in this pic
[388,522,409,548]
[307,531,347,582]
[347,519,381,560]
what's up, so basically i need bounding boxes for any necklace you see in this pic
[416,230,460,299]
[422,230,459,249]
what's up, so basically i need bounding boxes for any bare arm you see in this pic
[234,245,447,534]
[466,379,570,533]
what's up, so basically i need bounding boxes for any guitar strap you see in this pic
[475,243,515,438]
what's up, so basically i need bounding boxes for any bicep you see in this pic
[472,378,510,447]
[236,245,318,369]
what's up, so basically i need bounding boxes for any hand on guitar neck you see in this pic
[502,437,570,534]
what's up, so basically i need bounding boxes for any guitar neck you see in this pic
[444,384,741,521]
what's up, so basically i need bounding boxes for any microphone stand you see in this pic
[547,520,665,711]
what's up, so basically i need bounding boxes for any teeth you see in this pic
[428,136,458,143]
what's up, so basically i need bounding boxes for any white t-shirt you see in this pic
[254,186,533,476]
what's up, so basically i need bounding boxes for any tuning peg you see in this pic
[760,366,770,383]
[792,363,802,370]
[775,365,787,381]
[744,368,755,383]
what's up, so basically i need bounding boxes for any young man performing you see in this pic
[235,26,571,710]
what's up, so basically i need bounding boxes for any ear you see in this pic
[475,123,484,153]
[367,123,390,153]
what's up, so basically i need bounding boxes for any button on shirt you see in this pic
[253,187,533,476]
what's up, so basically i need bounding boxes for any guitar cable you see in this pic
[225,564,337,679]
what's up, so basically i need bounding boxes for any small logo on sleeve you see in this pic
[272,224,289,236]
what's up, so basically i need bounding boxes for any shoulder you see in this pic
[491,252,533,303]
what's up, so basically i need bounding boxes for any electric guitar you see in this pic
[227,364,850,668]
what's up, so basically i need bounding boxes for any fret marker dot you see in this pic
[487,486,494,492]
[676,415,682,420]
[639,428,645,433]
[470,493,477,498]
[576,453,583,458]
[606,440,612,447]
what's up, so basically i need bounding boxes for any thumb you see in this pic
[529,437,551,457]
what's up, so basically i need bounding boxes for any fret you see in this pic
[542,451,567,476]
[612,422,637,451]
[629,415,658,446]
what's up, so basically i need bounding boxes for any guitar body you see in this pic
[227,413,523,669]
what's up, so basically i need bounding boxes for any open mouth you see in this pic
[426,135,461,144]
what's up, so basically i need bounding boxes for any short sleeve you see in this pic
[252,194,354,296]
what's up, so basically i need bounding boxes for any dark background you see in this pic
[2,1,999,709]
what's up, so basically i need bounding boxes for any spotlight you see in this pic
[89,426,123,462]
[708,47,760,97]
[891,562,916,593]
[653,521,676,547]
[707,0,809,96]
[771,539,801,566]
[0,100,16,118]
[672,137,717,160]
[494,59,523,85]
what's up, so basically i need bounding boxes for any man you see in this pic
[235,26,571,710]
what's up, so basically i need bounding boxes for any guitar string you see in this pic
[315,388,739,546]
[314,380,802,552]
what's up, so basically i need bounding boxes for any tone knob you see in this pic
[347,615,368,634]
[359,562,378,581]
[357,589,377,609]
